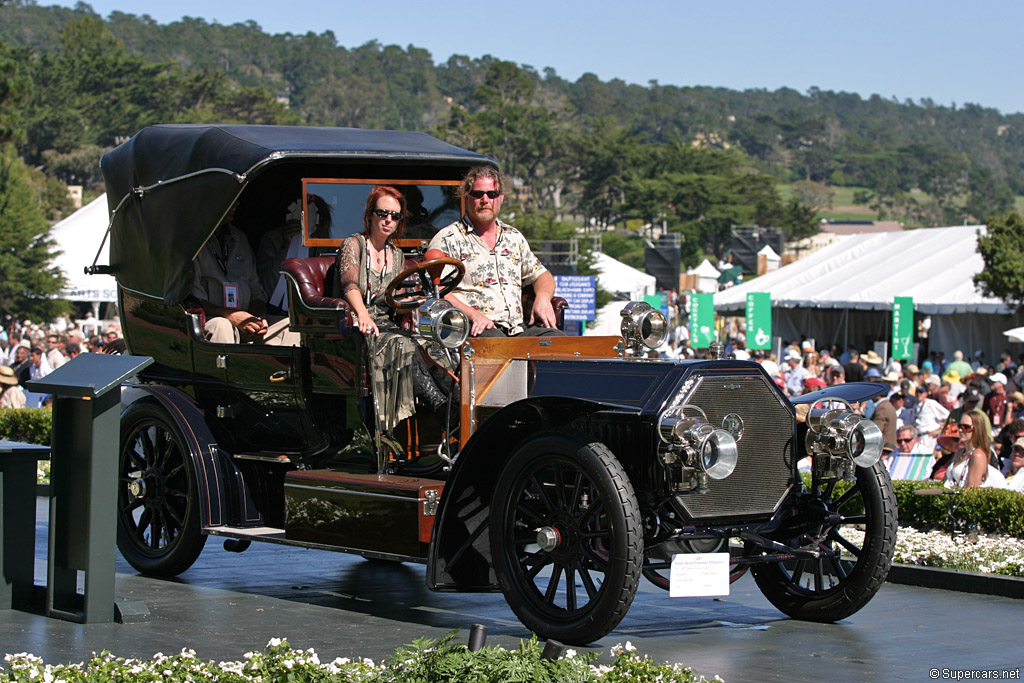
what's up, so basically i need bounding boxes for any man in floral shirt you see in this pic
[427,167,562,337]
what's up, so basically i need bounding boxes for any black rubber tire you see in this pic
[751,461,897,622]
[489,432,642,644]
[642,538,748,590]
[117,402,207,576]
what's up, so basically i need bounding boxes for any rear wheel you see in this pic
[751,461,896,621]
[490,432,642,644]
[117,403,206,576]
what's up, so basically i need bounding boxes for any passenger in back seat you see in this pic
[191,203,297,346]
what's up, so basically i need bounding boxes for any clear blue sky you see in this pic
[47,0,1024,115]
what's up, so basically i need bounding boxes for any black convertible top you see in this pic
[100,124,492,304]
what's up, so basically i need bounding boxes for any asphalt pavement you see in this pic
[0,498,1021,682]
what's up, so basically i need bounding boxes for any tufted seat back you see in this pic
[281,256,347,309]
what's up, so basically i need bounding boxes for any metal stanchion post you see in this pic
[467,623,488,652]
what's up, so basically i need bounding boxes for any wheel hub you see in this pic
[127,476,147,499]
[536,526,562,552]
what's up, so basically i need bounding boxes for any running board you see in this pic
[203,525,426,564]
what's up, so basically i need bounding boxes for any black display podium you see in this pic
[27,353,153,623]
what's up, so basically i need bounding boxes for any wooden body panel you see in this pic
[458,336,623,446]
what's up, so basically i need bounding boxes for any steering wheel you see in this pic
[384,256,465,311]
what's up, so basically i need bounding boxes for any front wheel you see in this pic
[751,461,897,621]
[489,432,642,644]
[117,403,207,576]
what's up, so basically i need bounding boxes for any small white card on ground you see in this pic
[669,552,730,597]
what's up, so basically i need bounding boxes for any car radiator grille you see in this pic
[672,372,795,521]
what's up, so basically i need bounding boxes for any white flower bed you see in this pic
[843,527,1024,576]
[1,637,724,682]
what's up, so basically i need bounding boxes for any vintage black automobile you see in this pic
[98,124,897,645]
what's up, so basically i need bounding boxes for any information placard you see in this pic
[554,275,596,322]
[669,552,730,597]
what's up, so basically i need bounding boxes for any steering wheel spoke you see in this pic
[384,256,465,311]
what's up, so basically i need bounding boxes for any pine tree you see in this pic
[0,145,67,320]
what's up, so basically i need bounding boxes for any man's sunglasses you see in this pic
[467,190,500,199]
[896,437,914,444]
[372,208,403,221]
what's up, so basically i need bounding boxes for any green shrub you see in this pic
[0,408,51,445]
[801,475,1024,538]
[0,408,52,484]
[891,480,1024,537]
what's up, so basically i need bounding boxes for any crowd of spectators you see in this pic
[754,339,1024,492]
[3,309,1024,495]
[0,314,123,408]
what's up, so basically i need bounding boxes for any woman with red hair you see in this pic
[336,186,450,432]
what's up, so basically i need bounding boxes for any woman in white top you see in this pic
[945,410,1006,489]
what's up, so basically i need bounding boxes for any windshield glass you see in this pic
[303,179,462,246]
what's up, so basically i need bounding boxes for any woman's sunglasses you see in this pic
[957,423,973,432]
[372,208,403,221]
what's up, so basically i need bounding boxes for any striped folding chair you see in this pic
[887,452,934,480]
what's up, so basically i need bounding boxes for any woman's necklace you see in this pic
[364,236,388,305]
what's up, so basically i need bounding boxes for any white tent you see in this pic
[713,225,1024,360]
[592,252,656,301]
[583,253,658,336]
[51,195,116,303]
[758,244,781,273]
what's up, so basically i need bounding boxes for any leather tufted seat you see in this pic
[281,256,348,309]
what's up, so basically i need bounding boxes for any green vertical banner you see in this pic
[746,292,772,350]
[690,293,715,349]
[892,297,914,360]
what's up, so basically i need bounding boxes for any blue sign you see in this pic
[555,275,597,322]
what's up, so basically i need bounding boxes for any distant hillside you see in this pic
[1,0,1020,237]
[4,3,1021,189]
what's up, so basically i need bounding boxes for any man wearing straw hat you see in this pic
[0,366,26,409]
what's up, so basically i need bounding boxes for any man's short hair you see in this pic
[1009,418,1024,436]
[459,166,507,199]
[897,425,915,438]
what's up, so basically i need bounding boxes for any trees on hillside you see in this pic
[975,212,1024,313]
[18,16,297,186]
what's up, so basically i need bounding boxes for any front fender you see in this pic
[793,381,888,406]
[427,395,631,591]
